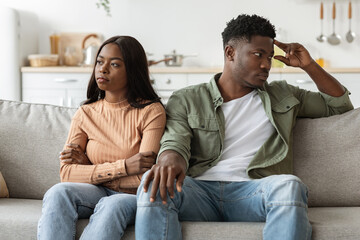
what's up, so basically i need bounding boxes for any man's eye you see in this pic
[254,52,261,57]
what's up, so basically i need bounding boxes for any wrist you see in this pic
[158,150,187,171]
[301,59,317,72]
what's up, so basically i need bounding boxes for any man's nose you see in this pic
[261,58,271,70]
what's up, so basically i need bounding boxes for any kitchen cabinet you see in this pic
[150,73,188,104]
[22,71,90,107]
[21,67,360,108]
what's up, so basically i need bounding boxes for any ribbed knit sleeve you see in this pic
[59,100,166,192]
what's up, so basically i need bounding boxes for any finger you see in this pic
[61,159,73,163]
[60,152,72,159]
[167,167,175,199]
[273,56,290,65]
[141,160,155,168]
[176,172,186,193]
[159,167,168,204]
[273,39,288,50]
[150,169,160,203]
[66,143,80,148]
[143,169,154,193]
[142,156,156,163]
[60,149,73,154]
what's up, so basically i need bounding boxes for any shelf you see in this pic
[21,66,360,74]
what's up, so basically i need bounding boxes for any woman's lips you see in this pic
[97,77,109,83]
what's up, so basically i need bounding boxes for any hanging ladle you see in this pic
[328,2,341,45]
[317,2,326,42]
[346,1,356,43]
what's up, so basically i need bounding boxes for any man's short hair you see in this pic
[222,14,276,48]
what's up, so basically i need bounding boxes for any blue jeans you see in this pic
[37,182,136,240]
[136,173,312,240]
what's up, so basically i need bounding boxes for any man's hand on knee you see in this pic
[143,150,187,205]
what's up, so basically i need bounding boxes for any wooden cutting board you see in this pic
[58,32,103,66]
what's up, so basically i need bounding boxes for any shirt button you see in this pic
[107,173,112,176]
[286,106,290,109]
[117,172,121,175]
[98,175,102,178]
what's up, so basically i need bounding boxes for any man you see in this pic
[135,14,353,240]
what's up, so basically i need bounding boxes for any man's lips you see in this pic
[257,73,269,80]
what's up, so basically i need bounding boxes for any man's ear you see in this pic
[224,45,235,61]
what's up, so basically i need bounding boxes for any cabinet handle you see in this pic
[295,79,312,84]
[53,78,78,83]
[166,79,171,84]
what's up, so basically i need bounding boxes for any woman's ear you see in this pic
[224,45,235,61]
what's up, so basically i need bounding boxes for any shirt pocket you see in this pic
[187,115,220,163]
[272,95,300,134]
[272,95,300,113]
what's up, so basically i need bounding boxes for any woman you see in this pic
[37,36,166,239]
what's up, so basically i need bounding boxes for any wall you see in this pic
[1,0,359,68]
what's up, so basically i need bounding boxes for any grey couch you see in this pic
[0,99,359,240]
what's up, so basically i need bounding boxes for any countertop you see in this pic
[21,66,360,74]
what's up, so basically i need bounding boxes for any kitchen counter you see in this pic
[21,66,360,74]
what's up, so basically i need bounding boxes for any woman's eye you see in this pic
[111,63,119,67]
[96,60,103,65]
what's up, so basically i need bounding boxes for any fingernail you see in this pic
[150,198,154,202]
[162,201,167,205]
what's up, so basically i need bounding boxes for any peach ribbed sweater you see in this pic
[60,99,166,194]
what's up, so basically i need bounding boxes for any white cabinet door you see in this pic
[333,73,360,108]
[280,73,318,92]
[187,74,214,86]
[150,74,187,91]
[150,74,188,104]
[22,72,90,106]
[22,89,66,106]
[67,89,87,108]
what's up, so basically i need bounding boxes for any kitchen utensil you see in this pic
[148,58,173,66]
[328,2,341,45]
[81,33,100,66]
[164,50,197,67]
[317,2,327,42]
[346,1,356,43]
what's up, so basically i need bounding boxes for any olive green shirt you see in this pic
[159,73,353,179]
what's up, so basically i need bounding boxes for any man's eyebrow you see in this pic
[254,48,274,54]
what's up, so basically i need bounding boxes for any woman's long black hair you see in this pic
[83,36,161,108]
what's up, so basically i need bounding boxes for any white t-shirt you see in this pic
[195,90,275,182]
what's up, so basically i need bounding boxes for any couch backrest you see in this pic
[0,100,76,199]
[1,99,359,206]
[293,107,360,207]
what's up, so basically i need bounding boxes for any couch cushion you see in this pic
[293,108,360,207]
[0,198,135,240]
[0,100,77,199]
[0,171,9,198]
[1,198,359,240]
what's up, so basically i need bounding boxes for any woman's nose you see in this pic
[99,63,108,73]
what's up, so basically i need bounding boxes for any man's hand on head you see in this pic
[142,150,187,205]
[273,40,314,69]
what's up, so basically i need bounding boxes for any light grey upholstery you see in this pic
[0,99,359,239]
